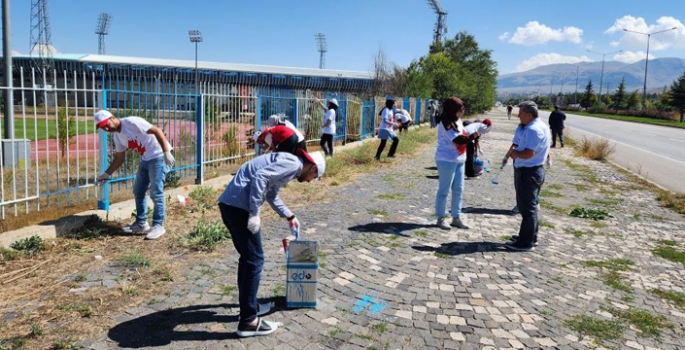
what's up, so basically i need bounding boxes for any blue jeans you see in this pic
[133,156,168,227]
[435,160,465,218]
[220,203,264,323]
[514,166,546,245]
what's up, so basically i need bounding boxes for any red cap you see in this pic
[483,119,492,127]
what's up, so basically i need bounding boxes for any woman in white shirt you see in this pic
[434,97,476,230]
[374,97,400,160]
[314,98,338,157]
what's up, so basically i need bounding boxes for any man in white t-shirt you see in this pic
[94,110,175,240]
[395,109,412,134]
[500,101,551,252]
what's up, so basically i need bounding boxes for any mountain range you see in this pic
[497,58,685,96]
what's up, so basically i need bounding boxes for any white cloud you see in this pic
[29,43,58,56]
[605,15,685,51]
[498,32,510,41]
[613,50,654,63]
[11,50,21,56]
[516,53,593,72]
[507,21,583,45]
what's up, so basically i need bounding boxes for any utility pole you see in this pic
[2,0,14,140]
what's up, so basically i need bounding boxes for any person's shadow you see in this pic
[348,222,435,236]
[108,298,282,348]
[412,241,509,256]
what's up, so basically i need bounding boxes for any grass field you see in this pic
[567,111,685,129]
[11,118,95,141]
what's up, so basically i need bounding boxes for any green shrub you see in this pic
[179,217,231,251]
[10,235,46,256]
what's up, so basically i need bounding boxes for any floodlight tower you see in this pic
[30,0,54,84]
[315,33,327,69]
[426,0,448,45]
[188,30,203,94]
[95,13,112,55]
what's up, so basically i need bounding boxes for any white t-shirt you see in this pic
[113,117,166,161]
[435,121,467,164]
[379,107,395,130]
[464,122,490,136]
[321,109,336,135]
[396,109,411,123]
[283,120,305,142]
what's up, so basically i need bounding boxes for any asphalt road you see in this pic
[534,109,685,193]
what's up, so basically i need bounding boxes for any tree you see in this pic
[57,104,76,158]
[612,77,627,111]
[405,61,433,98]
[580,80,596,109]
[668,71,685,122]
[603,93,612,107]
[626,90,640,110]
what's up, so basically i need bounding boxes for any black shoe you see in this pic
[510,235,538,246]
[387,155,396,158]
[504,241,534,252]
[551,144,556,148]
[561,144,564,148]
[236,318,278,337]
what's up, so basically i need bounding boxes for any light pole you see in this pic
[587,49,622,101]
[188,30,203,94]
[622,27,677,111]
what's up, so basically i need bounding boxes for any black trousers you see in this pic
[375,136,399,159]
[275,134,303,155]
[320,133,333,156]
[514,166,545,245]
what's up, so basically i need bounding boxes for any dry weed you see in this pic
[576,136,615,161]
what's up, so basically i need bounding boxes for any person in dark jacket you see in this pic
[548,105,566,148]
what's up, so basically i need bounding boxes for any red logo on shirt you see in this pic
[128,139,146,156]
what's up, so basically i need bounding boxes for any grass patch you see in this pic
[414,230,428,238]
[272,284,285,297]
[499,235,513,242]
[188,186,219,210]
[568,110,685,129]
[656,190,685,216]
[651,241,685,267]
[581,258,634,293]
[571,183,591,192]
[57,302,93,317]
[564,228,587,238]
[356,333,375,340]
[540,200,567,215]
[540,189,562,198]
[9,235,46,256]
[590,221,607,229]
[564,314,624,344]
[434,252,453,259]
[73,273,87,282]
[29,321,43,337]
[367,209,388,216]
[329,327,342,336]
[49,339,79,350]
[370,322,388,334]
[376,193,405,200]
[118,251,151,268]
[220,285,237,296]
[569,206,612,220]
[178,217,231,251]
[610,307,673,338]
[540,310,554,316]
[586,197,623,207]
[575,136,616,161]
[650,288,685,310]
[547,184,563,190]
[0,247,21,261]
[620,295,634,303]
[67,215,117,240]
[539,219,555,229]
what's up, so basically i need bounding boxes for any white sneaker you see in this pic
[122,221,150,233]
[145,225,166,240]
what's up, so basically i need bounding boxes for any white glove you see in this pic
[288,217,301,240]
[247,215,261,234]
[253,131,261,141]
[96,172,110,184]
[545,156,552,169]
[164,151,175,168]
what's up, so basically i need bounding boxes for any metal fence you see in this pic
[1,68,429,220]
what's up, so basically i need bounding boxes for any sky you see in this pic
[4,0,685,76]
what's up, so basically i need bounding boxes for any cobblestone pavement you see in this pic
[83,111,685,349]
